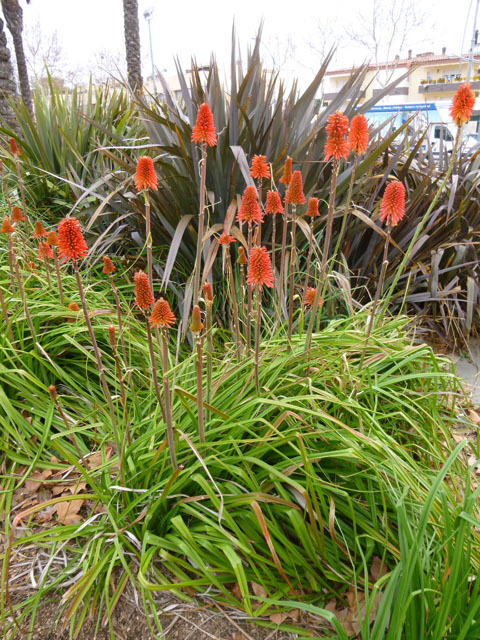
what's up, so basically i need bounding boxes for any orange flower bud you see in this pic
[279,156,292,185]
[237,246,248,265]
[348,114,369,155]
[1,215,14,233]
[306,197,320,217]
[11,206,24,222]
[379,181,406,227]
[190,304,204,333]
[33,220,47,238]
[102,256,115,274]
[218,231,236,245]
[134,271,154,310]
[57,217,88,262]
[450,83,475,127]
[202,282,213,302]
[108,325,116,348]
[46,231,58,246]
[324,111,350,162]
[303,287,322,309]
[236,185,263,226]
[9,137,20,156]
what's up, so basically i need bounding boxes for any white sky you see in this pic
[20,0,478,89]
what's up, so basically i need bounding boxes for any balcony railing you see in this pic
[419,79,480,94]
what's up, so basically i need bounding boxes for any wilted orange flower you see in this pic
[265,190,284,214]
[33,220,47,238]
[46,231,58,246]
[237,246,248,265]
[284,170,306,205]
[348,114,369,155]
[102,256,115,274]
[450,83,475,127]
[191,103,217,146]
[246,246,274,289]
[218,231,236,245]
[134,156,158,191]
[134,270,154,310]
[279,156,292,185]
[379,180,406,226]
[236,185,263,225]
[324,111,350,162]
[150,297,176,329]
[26,261,37,271]
[190,304,204,332]
[11,206,24,222]
[66,301,80,322]
[1,215,14,233]
[202,282,213,302]
[39,241,53,260]
[306,197,320,217]
[9,137,20,156]
[250,154,270,179]
[303,287,322,308]
[57,217,89,261]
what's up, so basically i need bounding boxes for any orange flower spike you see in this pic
[68,302,80,312]
[191,102,217,147]
[379,181,406,227]
[237,246,248,265]
[450,83,475,126]
[33,220,47,238]
[9,137,20,156]
[46,231,58,246]
[303,287,323,308]
[108,325,116,348]
[265,190,284,215]
[57,217,88,261]
[348,114,369,155]
[102,256,115,274]
[134,156,158,191]
[218,231,236,245]
[250,154,270,180]
[324,111,350,162]
[11,206,24,222]
[279,156,292,185]
[236,185,263,226]
[202,282,213,302]
[306,197,320,217]
[190,304,204,333]
[134,270,154,310]
[284,170,306,205]
[1,215,14,233]
[150,297,176,329]
[246,246,274,289]
[39,241,53,260]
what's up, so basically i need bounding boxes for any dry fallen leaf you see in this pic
[25,468,53,494]
[370,556,388,582]
[251,581,267,598]
[56,497,84,525]
[269,611,289,625]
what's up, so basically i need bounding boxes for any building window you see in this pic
[434,125,453,141]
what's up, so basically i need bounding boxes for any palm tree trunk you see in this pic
[0,16,18,131]
[122,0,143,92]
[1,0,33,116]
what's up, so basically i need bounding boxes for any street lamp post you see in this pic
[144,7,156,94]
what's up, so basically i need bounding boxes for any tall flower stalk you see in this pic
[58,217,120,454]
[103,256,130,387]
[302,197,320,301]
[202,282,214,410]
[219,233,242,359]
[237,246,248,341]
[305,112,350,352]
[150,295,177,466]
[47,231,63,305]
[247,246,274,391]
[135,156,158,292]
[0,284,14,342]
[192,103,217,303]
[1,216,16,292]
[250,154,270,243]
[285,171,306,346]
[278,156,292,319]
[190,305,205,442]
[9,138,28,233]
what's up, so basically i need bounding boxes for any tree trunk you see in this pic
[0,16,18,131]
[1,0,33,116]
[122,0,143,92]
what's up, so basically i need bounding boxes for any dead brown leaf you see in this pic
[56,497,84,525]
[370,556,388,582]
[24,468,53,494]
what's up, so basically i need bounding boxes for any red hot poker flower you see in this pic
[218,231,236,245]
[150,298,176,329]
[191,103,217,146]
[250,155,270,180]
[33,220,47,238]
[11,206,24,222]
[236,185,263,226]
[190,304,204,332]
[284,170,306,205]
[134,156,158,191]
[450,83,475,127]
[47,231,58,246]
[202,282,213,302]
[134,270,154,310]
[108,326,116,348]
[57,217,88,261]
[306,197,320,217]
[379,181,406,227]
[102,256,115,274]
[279,156,293,185]
[348,114,369,155]
[1,215,14,233]
[39,242,54,260]
[265,190,284,215]
[303,287,323,309]
[324,111,350,162]
[237,246,248,265]
[9,137,20,156]
[246,246,274,289]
